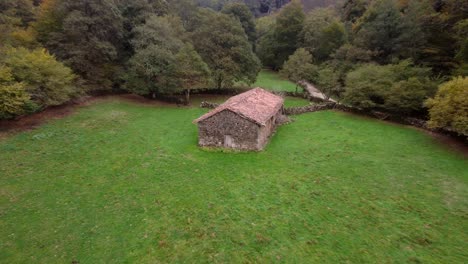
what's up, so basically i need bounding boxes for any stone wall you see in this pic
[200,101,219,109]
[256,110,283,149]
[284,103,335,115]
[198,110,261,150]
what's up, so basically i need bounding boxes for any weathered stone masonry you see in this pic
[194,88,285,151]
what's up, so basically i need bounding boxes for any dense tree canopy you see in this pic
[301,7,346,62]
[222,2,256,46]
[174,44,211,103]
[273,0,305,68]
[41,0,124,91]
[190,9,260,90]
[343,60,436,114]
[124,15,185,97]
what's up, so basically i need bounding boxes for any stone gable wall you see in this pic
[198,110,261,150]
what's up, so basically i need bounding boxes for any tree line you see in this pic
[0,0,261,117]
[258,0,467,135]
[0,0,466,135]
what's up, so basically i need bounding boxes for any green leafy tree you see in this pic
[118,0,170,61]
[0,0,37,47]
[222,2,256,46]
[174,44,211,103]
[190,9,260,90]
[131,15,185,52]
[1,47,78,108]
[0,66,30,119]
[125,46,177,98]
[33,0,62,44]
[273,0,305,68]
[280,48,318,93]
[124,15,185,97]
[353,0,425,63]
[385,77,437,114]
[426,77,468,135]
[42,0,124,91]
[339,0,369,23]
[168,0,198,26]
[453,19,468,76]
[344,60,435,114]
[255,15,277,68]
[301,8,347,62]
[317,65,343,100]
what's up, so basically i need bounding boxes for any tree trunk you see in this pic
[217,76,223,92]
[185,89,190,104]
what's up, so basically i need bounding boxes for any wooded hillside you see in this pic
[0,0,467,135]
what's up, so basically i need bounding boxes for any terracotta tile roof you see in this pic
[194,88,284,126]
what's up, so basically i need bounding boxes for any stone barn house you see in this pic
[193,88,285,151]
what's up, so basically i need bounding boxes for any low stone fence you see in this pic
[284,103,336,115]
[270,90,307,98]
[200,101,220,109]
[199,99,463,140]
[285,103,433,130]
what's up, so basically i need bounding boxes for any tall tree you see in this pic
[273,0,305,68]
[280,48,318,93]
[124,15,185,97]
[301,7,347,62]
[33,0,61,44]
[340,0,368,23]
[353,0,424,63]
[190,9,261,90]
[453,19,468,75]
[174,44,211,103]
[222,2,256,47]
[255,14,277,68]
[118,0,169,60]
[0,0,35,47]
[42,0,124,91]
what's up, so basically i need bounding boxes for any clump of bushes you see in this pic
[0,47,79,119]
[342,60,437,115]
[426,77,468,136]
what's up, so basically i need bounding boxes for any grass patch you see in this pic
[0,99,467,263]
[284,96,310,107]
[253,69,302,92]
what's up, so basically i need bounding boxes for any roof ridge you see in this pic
[193,88,284,125]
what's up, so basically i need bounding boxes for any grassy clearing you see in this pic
[0,98,467,263]
[253,69,302,92]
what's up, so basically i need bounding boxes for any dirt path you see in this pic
[299,81,337,103]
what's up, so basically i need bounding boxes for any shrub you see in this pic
[1,47,78,108]
[0,66,30,119]
[343,60,436,114]
[426,77,468,135]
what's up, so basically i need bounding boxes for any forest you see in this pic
[0,0,467,135]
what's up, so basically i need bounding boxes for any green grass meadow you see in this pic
[0,97,467,263]
[253,70,301,92]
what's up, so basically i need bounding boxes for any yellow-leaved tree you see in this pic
[426,77,468,135]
